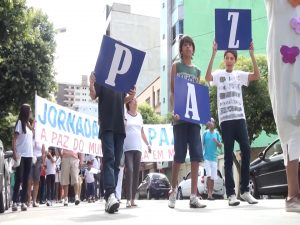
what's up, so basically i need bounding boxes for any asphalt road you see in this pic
[1,199,299,225]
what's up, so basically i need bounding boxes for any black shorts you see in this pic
[173,123,203,163]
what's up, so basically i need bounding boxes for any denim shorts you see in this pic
[173,123,203,163]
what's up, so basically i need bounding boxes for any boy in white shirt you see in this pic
[205,41,260,206]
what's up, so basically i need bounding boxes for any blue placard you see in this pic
[215,9,252,50]
[174,76,211,125]
[94,35,146,93]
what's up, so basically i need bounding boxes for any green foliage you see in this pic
[138,103,171,124]
[209,55,276,144]
[0,0,56,148]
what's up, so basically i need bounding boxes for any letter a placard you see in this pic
[94,35,146,93]
[174,76,211,124]
[215,9,252,50]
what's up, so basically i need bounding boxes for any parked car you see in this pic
[0,140,13,213]
[177,166,225,199]
[136,172,171,200]
[249,139,300,199]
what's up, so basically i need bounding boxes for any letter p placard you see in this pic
[94,35,146,93]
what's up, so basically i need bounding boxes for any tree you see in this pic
[138,103,171,124]
[0,0,57,148]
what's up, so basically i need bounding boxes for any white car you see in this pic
[177,166,225,199]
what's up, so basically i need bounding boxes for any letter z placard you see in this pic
[94,35,146,93]
[215,9,252,50]
[174,76,211,125]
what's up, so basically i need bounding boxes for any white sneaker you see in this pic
[75,195,80,205]
[190,195,206,208]
[105,193,119,214]
[286,194,300,212]
[21,203,27,211]
[240,192,258,204]
[63,198,68,207]
[228,194,240,206]
[168,188,177,208]
[12,202,18,212]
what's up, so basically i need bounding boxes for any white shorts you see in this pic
[204,160,218,180]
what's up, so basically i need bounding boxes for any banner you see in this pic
[174,76,211,124]
[141,124,175,162]
[94,35,146,93]
[35,95,102,156]
[215,9,252,50]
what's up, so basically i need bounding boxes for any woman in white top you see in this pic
[265,0,300,212]
[12,104,34,212]
[123,98,151,208]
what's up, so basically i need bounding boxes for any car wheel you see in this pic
[176,187,183,200]
[249,176,259,199]
[147,190,152,200]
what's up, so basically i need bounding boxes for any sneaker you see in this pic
[168,188,177,208]
[240,192,258,204]
[105,193,119,214]
[190,195,207,208]
[126,200,131,208]
[286,194,300,212]
[12,202,18,212]
[228,194,240,206]
[46,200,51,206]
[75,195,80,205]
[63,199,68,207]
[32,202,39,207]
[21,203,27,211]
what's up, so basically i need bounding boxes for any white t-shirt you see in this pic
[85,169,95,183]
[15,120,33,157]
[33,141,43,157]
[85,154,99,170]
[123,112,144,152]
[212,69,249,124]
[46,156,56,175]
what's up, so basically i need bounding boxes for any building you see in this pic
[136,76,161,114]
[56,75,98,117]
[105,3,161,95]
[160,0,271,187]
[160,0,267,116]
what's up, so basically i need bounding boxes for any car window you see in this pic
[265,141,282,159]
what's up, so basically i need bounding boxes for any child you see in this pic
[168,35,206,209]
[205,41,260,206]
[85,160,95,203]
[45,147,56,206]
[265,0,300,212]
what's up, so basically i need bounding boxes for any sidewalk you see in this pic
[1,199,299,225]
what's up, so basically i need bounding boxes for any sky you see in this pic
[26,0,161,84]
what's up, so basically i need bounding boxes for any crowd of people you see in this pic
[9,0,299,215]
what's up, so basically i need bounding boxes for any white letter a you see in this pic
[184,83,200,121]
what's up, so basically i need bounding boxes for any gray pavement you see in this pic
[1,199,299,225]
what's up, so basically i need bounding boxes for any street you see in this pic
[1,199,299,225]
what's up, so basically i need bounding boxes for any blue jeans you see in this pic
[86,182,95,198]
[100,131,125,200]
[220,119,250,197]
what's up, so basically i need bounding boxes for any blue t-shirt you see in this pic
[202,130,222,162]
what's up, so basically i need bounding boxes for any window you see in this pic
[172,19,184,42]
[162,65,165,71]
[146,97,150,105]
[265,141,283,159]
[157,89,160,105]
[152,90,156,108]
